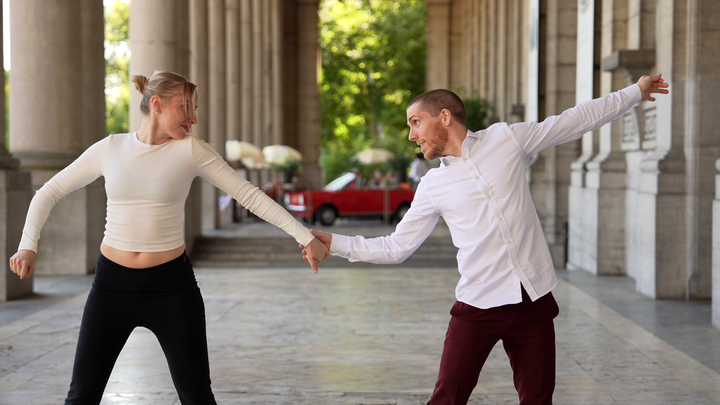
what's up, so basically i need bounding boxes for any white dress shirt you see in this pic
[330,84,642,309]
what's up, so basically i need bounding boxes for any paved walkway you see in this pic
[1,220,719,404]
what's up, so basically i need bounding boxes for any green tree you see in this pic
[319,0,427,183]
[105,0,130,135]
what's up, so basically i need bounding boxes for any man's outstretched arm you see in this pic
[510,73,669,159]
[300,184,441,265]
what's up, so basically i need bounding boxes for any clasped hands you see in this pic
[300,230,332,273]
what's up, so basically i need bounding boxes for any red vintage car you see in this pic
[284,172,415,225]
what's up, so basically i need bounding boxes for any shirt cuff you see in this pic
[628,83,643,106]
[330,233,350,257]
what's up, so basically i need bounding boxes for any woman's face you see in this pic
[158,91,198,140]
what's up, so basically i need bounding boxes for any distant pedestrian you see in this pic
[409,152,431,189]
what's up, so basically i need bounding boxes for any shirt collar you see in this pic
[440,130,477,167]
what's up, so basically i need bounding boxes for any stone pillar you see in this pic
[533,0,578,268]
[567,0,602,273]
[240,0,253,143]
[620,0,656,281]
[10,0,105,275]
[209,0,230,227]
[713,159,720,327]
[190,0,215,233]
[130,1,203,251]
[130,0,188,131]
[632,0,720,299]
[426,0,451,90]
[252,0,264,151]
[0,2,33,300]
[271,0,283,145]
[296,0,321,190]
[226,0,241,142]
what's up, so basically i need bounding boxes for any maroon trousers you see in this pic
[428,288,559,405]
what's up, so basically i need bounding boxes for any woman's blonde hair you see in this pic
[131,71,198,137]
[131,71,221,156]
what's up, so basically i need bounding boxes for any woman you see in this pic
[9,71,328,404]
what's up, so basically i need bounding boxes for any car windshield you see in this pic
[324,172,356,191]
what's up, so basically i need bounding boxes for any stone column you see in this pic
[631,0,720,299]
[567,0,602,273]
[680,0,718,299]
[426,0,451,90]
[240,0,253,143]
[226,0,241,142]
[190,0,215,232]
[0,2,33,300]
[252,0,264,150]
[10,0,105,276]
[534,0,578,268]
[621,0,656,281]
[271,0,283,145]
[130,0,187,131]
[209,0,228,227]
[296,0,321,190]
[579,0,630,276]
[713,159,720,328]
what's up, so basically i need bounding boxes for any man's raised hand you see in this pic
[637,73,669,102]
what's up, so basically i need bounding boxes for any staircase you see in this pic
[191,235,459,268]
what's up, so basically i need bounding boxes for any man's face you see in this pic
[407,103,449,160]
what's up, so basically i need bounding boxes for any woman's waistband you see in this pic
[94,251,195,288]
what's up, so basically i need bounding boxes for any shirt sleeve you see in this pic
[508,83,643,160]
[330,181,440,264]
[18,138,107,252]
[191,136,314,246]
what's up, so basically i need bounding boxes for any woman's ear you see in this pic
[150,95,162,114]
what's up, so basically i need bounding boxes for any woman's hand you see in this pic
[9,250,36,280]
[300,237,330,273]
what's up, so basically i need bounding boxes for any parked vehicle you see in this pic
[284,172,415,225]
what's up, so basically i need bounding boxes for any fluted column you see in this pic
[426,0,451,90]
[568,0,602,273]
[0,1,32,300]
[209,0,228,227]
[190,0,214,232]
[271,0,283,145]
[296,0,321,189]
[10,0,105,276]
[713,159,720,328]
[240,0,253,143]
[129,0,188,131]
[226,0,241,142]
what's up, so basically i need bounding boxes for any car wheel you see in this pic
[394,203,411,223]
[316,206,337,226]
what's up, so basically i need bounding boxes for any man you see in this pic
[303,74,668,404]
[409,152,431,189]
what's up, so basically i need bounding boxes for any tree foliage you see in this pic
[104,0,131,135]
[319,0,427,183]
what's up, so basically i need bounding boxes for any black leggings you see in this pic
[65,252,217,405]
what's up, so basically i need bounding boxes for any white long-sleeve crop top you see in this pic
[18,132,314,253]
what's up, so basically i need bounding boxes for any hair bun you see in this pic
[131,75,150,94]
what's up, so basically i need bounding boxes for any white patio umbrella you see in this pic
[354,148,395,165]
[225,140,263,161]
[262,145,303,165]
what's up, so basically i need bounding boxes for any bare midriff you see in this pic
[100,243,186,269]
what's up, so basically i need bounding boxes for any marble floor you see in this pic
[1,221,719,404]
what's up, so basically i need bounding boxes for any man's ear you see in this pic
[440,109,452,125]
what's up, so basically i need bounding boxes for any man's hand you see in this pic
[637,73,669,102]
[309,229,332,250]
[9,250,36,280]
[301,237,329,273]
